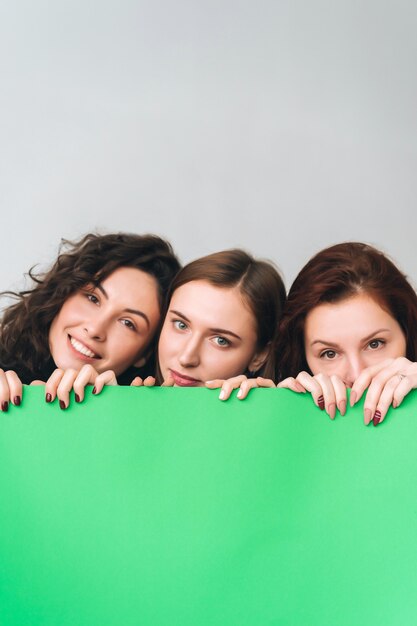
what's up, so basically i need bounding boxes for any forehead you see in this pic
[170,280,256,332]
[101,267,159,308]
[305,293,398,341]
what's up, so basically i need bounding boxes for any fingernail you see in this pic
[45,393,52,403]
[237,389,243,399]
[219,390,225,400]
[59,400,66,410]
[318,395,325,410]
[328,402,336,420]
[373,410,381,427]
[92,387,97,395]
[364,408,372,425]
[339,400,346,416]
[14,396,21,406]
[392,399,398,409]
[1,401,8,412]
[75,393,80,403]
[350,390,357,407]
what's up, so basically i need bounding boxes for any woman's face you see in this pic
[158,280,266,386]
[49,267,161,376]
[304,292,407,387]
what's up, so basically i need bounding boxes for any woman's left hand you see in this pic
[350,357,417,425]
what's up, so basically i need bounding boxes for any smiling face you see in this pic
[158,280,267,386]
[48,267,161,376]
[304,292,407,387]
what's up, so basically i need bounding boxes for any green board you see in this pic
[0,386,416,625]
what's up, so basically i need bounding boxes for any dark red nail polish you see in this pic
[59,400,66,410]
[373,410,381,426]
[92,387,97,395]
[75,393,80,403]
[2,401,8,412]
[318,395,325,410]
[14,396,21,406]
[46,393,52,403]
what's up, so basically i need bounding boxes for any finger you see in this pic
[131,377,144,387]
[237,377,276,400]
[143,376,156,387]
[369,374,406,426]
[393,373,417,408]
[161,375,174,387]
[30,380,46,386]
[55,369,79,409]
[294,372,327,412]
[4,370,23,407]
[362,362,411,424]
[219,375,248,401]
[206,378,242,390]
[44,369,65,404]
[91,370,118,395]
[277,377,307,393]
[0,369,11,411]
[350,358,404,406]
[313,374,338,419]
[330,375,348,416]
[72,364,100,402]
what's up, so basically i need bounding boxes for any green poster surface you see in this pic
[0,386,416,625]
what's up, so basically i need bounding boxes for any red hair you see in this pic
[275,242,417,380]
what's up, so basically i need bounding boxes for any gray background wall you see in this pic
[1,0,416,294]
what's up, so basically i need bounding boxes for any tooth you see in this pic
[70,337,95,358]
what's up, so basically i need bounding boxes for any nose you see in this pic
[83,312,108,341]
[343,354,366,387]
[178,336,201,368]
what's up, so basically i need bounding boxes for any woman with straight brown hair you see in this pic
[234,242,417,426]
[156,249,286,387]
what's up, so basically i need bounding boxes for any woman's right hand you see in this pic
[206,375,276,400]
[278,372,348,419]
[44,364,118,409]
[0,368,23,411]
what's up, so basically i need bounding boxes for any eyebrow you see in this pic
[170,309,242,341]
[97,284,150,328]
[310,328,392,348]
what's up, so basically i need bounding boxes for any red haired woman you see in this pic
[216,242,417,426]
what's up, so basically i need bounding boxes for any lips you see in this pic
[169,369,202,387]
[68,335,101,360]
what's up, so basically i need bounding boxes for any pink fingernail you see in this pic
[350,391,357,407]
[339,400,346,416]
[364,408,372,425]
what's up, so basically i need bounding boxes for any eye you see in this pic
[213,336,231,348]
[173,319,188,331]
[85,292,100,305]
[121,319,136,331]
[368,339,385,350]
[319,349,337,360]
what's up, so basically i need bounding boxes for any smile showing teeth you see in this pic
[70,336,98,359]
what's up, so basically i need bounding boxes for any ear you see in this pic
[247,344,271,374]
[133,356,147,368]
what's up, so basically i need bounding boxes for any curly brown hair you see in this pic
[0,233,181,382]
[275,242,417,380]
